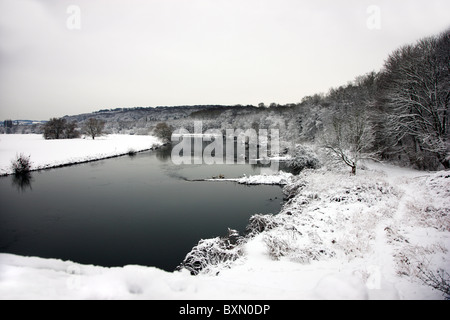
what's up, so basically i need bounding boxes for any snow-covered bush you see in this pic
[11,154,32,175]
[286,145,320,174]
[414,172,450,231]
[263,233,293,260]
[282,173,308,200]
[177,229,244,275]
[245,214,278,236]
[263,229,335,263]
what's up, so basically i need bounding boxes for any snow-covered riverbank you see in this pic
[205,171,294,185]
[0,134,162,176]
[0,158,448,299]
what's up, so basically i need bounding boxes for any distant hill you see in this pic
[1,120,47,126]
[62,105,229,124]
[60,104,264,136]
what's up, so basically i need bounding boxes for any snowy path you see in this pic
[361,162,450,298]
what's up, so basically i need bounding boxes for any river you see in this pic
[0,144,284,271]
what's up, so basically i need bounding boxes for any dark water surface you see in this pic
[0,146,283,271]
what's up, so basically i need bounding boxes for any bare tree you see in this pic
[83,118,105,140]
[43,118,80,139]
[43,118,67,139]
[322,110,378,175]
[63,121,80,139]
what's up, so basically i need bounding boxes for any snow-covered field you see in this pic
[0,152,448,299]
[0,134,162,175]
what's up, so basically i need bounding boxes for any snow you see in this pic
[206,171,294,185]
[0,139,449,299]
[0,134,162,175]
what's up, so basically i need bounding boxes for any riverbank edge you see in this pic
[0,145,172,177]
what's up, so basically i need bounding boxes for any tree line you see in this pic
[43,117,105,140]
[319,29,449,171]
[155,26,447,173]
[163,28,448,172]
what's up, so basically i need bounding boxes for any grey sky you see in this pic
[0,0,449,120]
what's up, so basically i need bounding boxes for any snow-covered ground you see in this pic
[0,157,448,299]
[0,134,162,175]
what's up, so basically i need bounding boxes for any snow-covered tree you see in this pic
[378,30,449,169]
[286,145,321,174]
[321,110,377,175]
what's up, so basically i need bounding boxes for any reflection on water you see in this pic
[11,173,33,193]
[155,145,172,162]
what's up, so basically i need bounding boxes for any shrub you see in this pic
[153,122,173,142]
[417,267,450,299]
[286,145,321,174]
[246,214,278,236]
[11,154,32,175]
[177,229,244,275]
[127,148,137,156]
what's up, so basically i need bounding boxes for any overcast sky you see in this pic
[0,0,449,120]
